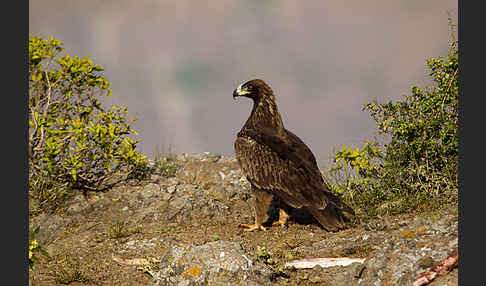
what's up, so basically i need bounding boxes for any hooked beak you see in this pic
[233,84,250,100]
[232,88,239,100]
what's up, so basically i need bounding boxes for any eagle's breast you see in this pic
[235,135,287,190]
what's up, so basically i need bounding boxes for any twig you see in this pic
[37,70,53,150]
[440,67,458,115]
[411,247,458,286]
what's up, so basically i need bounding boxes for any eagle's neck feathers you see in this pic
[243,94,284,132]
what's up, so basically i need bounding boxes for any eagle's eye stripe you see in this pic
[236,83,252,96]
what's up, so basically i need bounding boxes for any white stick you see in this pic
[284,257,365,269]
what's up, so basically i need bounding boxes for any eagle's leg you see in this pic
[239,189,274,232]
[272,201,292,227]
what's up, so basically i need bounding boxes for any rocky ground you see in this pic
[29,153,458,286]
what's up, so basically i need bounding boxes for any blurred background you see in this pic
[29,0,457,166]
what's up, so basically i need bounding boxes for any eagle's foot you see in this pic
[272,219,288,228]
[239,223,266,232]
[272,207,290,228]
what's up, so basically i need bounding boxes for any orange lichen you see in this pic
[416,226,426,232]
[400,230,417,239]
[182,264,201,280]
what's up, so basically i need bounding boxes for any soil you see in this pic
[29,153,458,286]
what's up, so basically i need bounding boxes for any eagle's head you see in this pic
[233,79,274,101]
[234,79,283,129]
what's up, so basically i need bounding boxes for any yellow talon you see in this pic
[272,220,287,227]
[239,223,266,232]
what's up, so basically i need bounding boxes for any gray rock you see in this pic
[175,154,238,188]
[286,210,458,286]
[65,193,92,215]
[293,230,387,258]
[29,214,71,246]
[152,241,272,286]
[140,183,162,200]
[162,184,230,226]
[356,214,458,286]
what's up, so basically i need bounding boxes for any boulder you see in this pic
[152,241,272,286]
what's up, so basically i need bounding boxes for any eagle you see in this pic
[233,79,355,232]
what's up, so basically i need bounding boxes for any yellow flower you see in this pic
[29,239,39,261]
[29,239,38,250]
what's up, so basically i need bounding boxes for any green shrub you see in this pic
[323,141,385,215]
[325,22,458,218]
[47,247,91,284]
[105,220,132,239]
[150,146,182,177]
[29,35,148,211]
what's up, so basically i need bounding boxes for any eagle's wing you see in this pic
[238,128,323,179]
[282,129,355,214]
[235,128,334,210]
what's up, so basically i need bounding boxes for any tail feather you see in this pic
[316,184,355,216]
[306,205,345,232]
[329,199,355,216]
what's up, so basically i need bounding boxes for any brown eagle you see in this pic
[233,79,354,232]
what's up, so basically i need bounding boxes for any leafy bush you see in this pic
[325,22,458,218]
[323,141,386,213]
[29,35,148,211]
